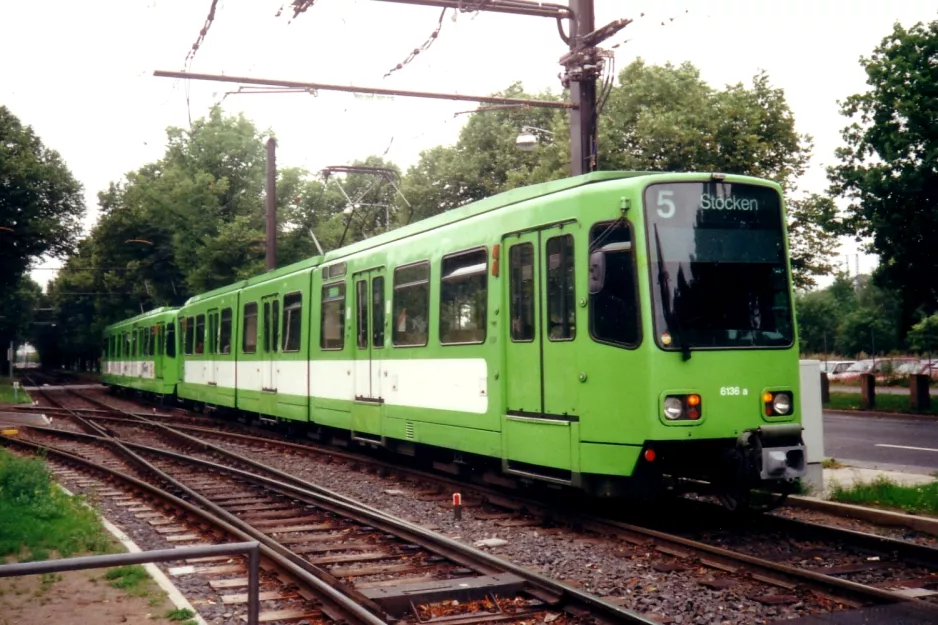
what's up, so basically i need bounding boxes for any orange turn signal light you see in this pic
[762,392,774,403]
[687,394,701,407]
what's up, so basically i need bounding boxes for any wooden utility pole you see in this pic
[567,0,596,175]
[265,137,277,272]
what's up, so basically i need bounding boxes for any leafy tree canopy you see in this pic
[0,105,84,370]
[828,19,938,332]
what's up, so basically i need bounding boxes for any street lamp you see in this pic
[515,126,554,152]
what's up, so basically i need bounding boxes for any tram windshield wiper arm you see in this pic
[653,224,691,361]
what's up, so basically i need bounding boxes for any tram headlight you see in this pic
[772,392,793,415]
[763,391,794,416]
[663,396,684,420]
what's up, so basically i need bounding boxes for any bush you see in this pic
[0,453,54,506]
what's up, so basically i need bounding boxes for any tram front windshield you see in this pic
[644,181,794,351]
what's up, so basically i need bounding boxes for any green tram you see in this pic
[101,172,806,509]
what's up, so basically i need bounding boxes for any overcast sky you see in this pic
[2,0,934,288]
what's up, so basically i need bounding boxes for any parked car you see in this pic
[829,360,873,382]
[831,358,924,382]
[819,360,855,375]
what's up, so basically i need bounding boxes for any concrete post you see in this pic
[859,373,876,409]
[910,374,930,411]
[799,360,824,494]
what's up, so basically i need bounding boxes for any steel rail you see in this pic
[0,435,388,625]
[70,391,938,569]
[13,423,658,624]
[116,431,938,611]
[67,390,938,608]
[62,391,938,613]
[20,418,938,615]
[19,390,389,624]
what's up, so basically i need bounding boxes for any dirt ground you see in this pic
[0,567,175,625]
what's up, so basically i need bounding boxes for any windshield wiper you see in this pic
[653,224,691,361]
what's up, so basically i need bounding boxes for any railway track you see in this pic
[14,386,938,610]
[6,385,659,625]
[14,388,938,623]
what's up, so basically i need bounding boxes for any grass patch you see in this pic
[0,449,111,561]
[0,379,30,404]
[164,607,196,622]
[824,392,938,416]
[104,565,150,597]
[829,476,938,516]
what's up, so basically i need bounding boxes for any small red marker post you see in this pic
[452,492,462,521]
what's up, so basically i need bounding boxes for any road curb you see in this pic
[789,495,938,537]
[823,408,938,422]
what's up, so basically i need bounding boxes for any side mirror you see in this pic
[588,241,632,295]
[589,251,606,294]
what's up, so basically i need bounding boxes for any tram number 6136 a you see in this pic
[720,386,748,396]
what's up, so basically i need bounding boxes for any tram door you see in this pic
[154,323,164,380]
[351,269,386,441]
[502,224,580,474]
[261,294,279,392]
[205,309,218,386]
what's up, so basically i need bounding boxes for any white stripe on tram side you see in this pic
[177,357,488,414]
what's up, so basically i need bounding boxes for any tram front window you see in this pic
[644,181,794,352]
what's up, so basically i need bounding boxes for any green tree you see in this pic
[0,106,85,286]
[827,19,938,333]
[795,289,840,354]
[833,275,902,356]
[908,314,938,355]
[0,106,85,371]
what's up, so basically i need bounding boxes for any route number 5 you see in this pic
[657,190,675,218]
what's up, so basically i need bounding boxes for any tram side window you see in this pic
[356,281,368,350]
[372,277,385,349]
[195,314,205,354]
[590,222,640,347]
[271,300,280,353]
[393,262,429,347]
[321,282,346,350]
[184,317,194,355]
[282,294,302,352]
[156,326,163,357]
[242,303,258,353]
[509,244,536,341]
[546,235,576,341]
[440,249,487,345]
[124,332,131,358]
[219,308,232,354]
[167,322,176,358]
[207,313,216,355]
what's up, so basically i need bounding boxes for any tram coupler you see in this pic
[736,424,806,482]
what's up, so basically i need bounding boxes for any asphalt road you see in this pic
[823,411,938,473]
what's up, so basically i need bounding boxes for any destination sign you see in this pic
[699,193,760,212]
[644,182,780,228]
